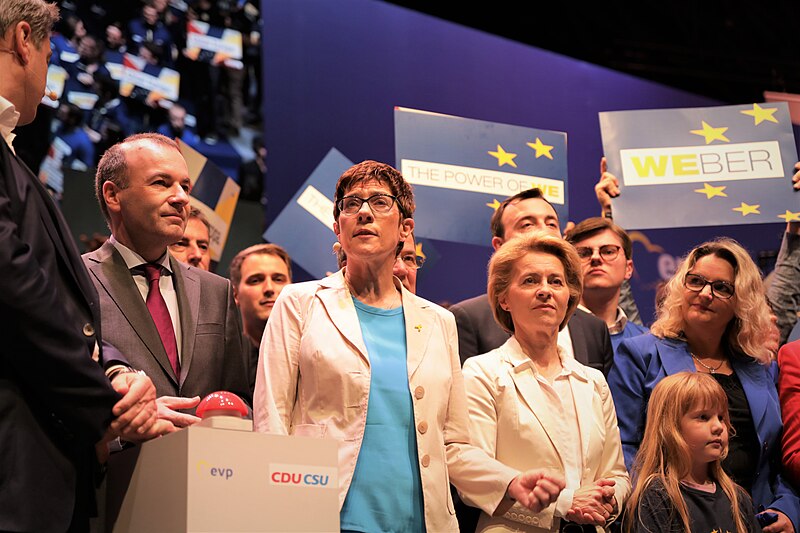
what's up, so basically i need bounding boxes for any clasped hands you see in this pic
[96,371,178,461]
[564,479,617,526]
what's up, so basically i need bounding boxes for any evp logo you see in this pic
[196,459,234,480]
[269,463,337,489]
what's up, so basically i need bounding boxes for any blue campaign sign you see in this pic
[264,148,354,278]
[394,107,569,246]
[599,102,800,230]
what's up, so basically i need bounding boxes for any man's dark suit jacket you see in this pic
[0,139,121,532]
[449,293,615,374]
[83,241,252,406]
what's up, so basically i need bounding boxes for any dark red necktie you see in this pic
[143,263,181,380]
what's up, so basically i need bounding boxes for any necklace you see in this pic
[690,352,724,374]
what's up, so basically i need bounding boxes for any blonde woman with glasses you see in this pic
[608,237,799,533]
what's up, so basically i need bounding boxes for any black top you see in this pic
[633,478,760,533]
[714,371,760,494]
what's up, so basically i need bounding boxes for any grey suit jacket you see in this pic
[450,293,614,375]
[82,241,251,408]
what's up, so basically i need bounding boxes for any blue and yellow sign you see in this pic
[599,102,799,229]
[394,107,569,246]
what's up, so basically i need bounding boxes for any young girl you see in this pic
[625,371,761,533]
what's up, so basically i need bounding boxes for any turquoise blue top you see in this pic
[340,297,425,533]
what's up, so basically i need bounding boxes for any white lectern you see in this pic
[107,416,339,533]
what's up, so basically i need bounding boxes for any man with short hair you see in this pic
[83,132,251,427]
[229,243,291,392]
[169,206,211,271]
[0,2,165,530]
[565,217,649,352]
[392,233,423,294]
[450,188,614,373]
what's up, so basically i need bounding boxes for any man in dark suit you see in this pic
[449,188,614,533]
[0,3,166,531]
[83,132,251,427]
[450,188,614,373]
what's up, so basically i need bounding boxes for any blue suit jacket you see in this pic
[608,333,800,528]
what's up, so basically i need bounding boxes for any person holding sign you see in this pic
[254,160,566,532]
[608,237,800,533]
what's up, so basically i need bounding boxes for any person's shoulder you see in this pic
[184,264,231,288]
[627,321,650,336]
[450,293,488,312]
[407,292,454,320]
[620,331,660,350]
[462,343,505,373]
[572,307,607,331]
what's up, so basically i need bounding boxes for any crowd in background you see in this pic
[16,0,263,189]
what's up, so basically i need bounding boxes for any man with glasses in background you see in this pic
[565,217,648,353]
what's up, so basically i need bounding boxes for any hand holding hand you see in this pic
[565,479,616,525]
[507,469,566,513]
[109,371,159,441]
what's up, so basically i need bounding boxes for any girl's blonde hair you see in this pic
[625,372,749,533]
[651,237,773,364]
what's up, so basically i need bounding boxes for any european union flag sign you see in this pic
[599,102,799,230]
[264,148,354,278]
[394,107,568,246]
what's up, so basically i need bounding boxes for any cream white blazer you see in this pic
[462,337,630,533]
[253,270,519,532]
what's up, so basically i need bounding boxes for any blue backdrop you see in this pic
[259,0,794,325]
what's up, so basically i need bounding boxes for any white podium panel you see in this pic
[110,426,339,532]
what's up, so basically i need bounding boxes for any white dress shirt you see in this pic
[0,95,20,154]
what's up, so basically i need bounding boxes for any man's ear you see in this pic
[103,180,122,214]
[12,22,33,65]
[491,236,504,251]
[624,259,634,281]
[333,220,340,237]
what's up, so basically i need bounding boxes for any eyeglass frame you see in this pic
[337,193,399,216]
[683,272,735,299]
[574,244,623,262]
[398,250,425,270]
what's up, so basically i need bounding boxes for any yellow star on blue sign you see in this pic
[740,103,779,125]
[690,121,729,144]
[733,202,760,216]
[694,183,727,199]
[488,145,517,168]
[526,138,554,160]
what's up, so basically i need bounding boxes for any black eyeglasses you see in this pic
[684,273,735,299]
[337,194,398,216]
[575,244,622,262]
[399,252,425,270]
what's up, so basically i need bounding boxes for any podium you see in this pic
[107,420,339,532]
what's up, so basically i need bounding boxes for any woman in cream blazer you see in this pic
[253,161,564,532]
[463,232,630,533]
